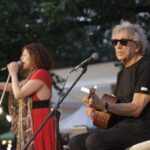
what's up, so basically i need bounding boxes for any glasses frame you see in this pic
[111,39,135,46]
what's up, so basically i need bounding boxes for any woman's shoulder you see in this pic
[31,69,51,80]
[35,68,49,73]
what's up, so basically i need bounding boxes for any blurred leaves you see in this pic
[0,0,149,69]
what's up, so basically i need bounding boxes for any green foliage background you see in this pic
[0,0,149,69]
[0,0,150,134]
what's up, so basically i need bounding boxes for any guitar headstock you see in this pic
[89,87,96,96]
[81,86,97,94]
[82,95,101,110]
[81,86,98,107]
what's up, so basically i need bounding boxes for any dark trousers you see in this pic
[69,120,150,150]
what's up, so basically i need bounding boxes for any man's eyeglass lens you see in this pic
[111,39,133,46]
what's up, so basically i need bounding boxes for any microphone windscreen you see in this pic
[92,52,99,60]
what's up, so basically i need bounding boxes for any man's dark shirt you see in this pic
[114,56,150,125]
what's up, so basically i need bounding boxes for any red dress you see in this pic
[30,69,56,150]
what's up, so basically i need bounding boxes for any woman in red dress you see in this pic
[0,43,56,150]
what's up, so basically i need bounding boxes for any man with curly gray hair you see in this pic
[69,21,150,150]
[112,21,148,55]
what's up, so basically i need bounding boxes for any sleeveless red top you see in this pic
[29,69,56,150]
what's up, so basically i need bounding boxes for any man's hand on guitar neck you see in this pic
[82,92,105,111]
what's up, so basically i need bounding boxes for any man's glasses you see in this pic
[111,39,134,46]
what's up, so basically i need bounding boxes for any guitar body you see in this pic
[93,111,111,128]
[92,94,118,128]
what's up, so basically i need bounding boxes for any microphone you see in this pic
[0,61,23,71]
[70,52,99,72]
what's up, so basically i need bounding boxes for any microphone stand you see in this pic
[23,66,87,150]
[0,74,11,106]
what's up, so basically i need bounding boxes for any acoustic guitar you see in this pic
[83,93,118,129]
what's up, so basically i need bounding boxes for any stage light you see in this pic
[6,115,12,122]
[2,140,7,145]
[7,142,12,150]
